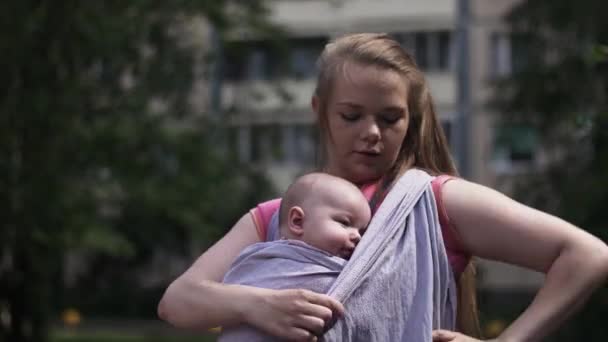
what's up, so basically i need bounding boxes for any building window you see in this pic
[493,123,537,171]
[237,125,251,162]
[293,124,316,165]
[438,31,452,71]
[394,31,452,72]
[251,124,283,163]
[224,47,247,81]
[289,37,327,79]
[414,32,429,70]
[224,37,326,82]
[224,41,284,81]
[239,123,316,166]
[247,49,268,80]
[510,33,531,73]
[489,32,512,77]
[281,124,316,166]
[397,32,416,55]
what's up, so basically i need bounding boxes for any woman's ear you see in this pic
[288,206,305,237]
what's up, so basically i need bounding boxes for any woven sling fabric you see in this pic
[220,169,456,341]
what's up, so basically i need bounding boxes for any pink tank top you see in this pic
[249,176,470,276]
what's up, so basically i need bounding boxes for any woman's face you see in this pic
[315,62,410,185]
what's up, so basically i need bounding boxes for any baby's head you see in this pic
[278,173,371,258]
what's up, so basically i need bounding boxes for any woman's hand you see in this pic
[244,287,345,341]
[432,330,494,342]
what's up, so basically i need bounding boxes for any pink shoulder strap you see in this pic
[250,198,281,241]
[432,175,470,274]
[250,176,470,275]
[431,175,454,231]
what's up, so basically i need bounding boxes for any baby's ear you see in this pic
[287,206,305,237]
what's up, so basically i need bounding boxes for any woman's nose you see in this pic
[361,118,380,143]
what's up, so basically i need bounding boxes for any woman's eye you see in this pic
[340,112,361,122]
[380,113,401,124]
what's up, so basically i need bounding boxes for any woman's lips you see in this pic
[354,151,380,158]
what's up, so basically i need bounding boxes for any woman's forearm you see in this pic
[158,277,257,331]
[498,242,608,342]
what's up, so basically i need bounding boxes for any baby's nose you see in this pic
[350,229,362,243]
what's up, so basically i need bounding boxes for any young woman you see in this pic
[158,33,608,342]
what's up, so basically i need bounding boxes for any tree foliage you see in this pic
[495,0,608,340]
[0,1,277,341]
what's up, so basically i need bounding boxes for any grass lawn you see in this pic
[52,331,217,342]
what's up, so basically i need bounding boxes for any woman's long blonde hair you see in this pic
[313,33,481,337]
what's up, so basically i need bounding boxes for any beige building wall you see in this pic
[469,0,524,186]
[469,0,543,289]
[220,0,542,290]
[271,0,455,34]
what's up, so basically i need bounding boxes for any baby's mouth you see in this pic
[341,248,355,259]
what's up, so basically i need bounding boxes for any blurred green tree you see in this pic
[0,1,279,341]
[493,0,608,340]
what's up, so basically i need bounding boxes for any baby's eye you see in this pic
[340,112,361,122]
[336,219,350,226]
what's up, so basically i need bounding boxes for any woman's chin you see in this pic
[347,166,383,185]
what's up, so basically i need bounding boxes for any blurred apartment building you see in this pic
[215,0,543,293]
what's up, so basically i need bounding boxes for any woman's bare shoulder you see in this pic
[440,179,598,272]
[182,213,261,283]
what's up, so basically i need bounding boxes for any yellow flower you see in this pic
[61,308,82,327]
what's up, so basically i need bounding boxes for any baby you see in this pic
[218,173,371,341]
[277,172,371,259]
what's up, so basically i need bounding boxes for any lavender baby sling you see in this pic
[220,169,457,341]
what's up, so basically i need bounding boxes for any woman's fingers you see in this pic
[299,300,334,324]
[296,290,344,332]
[295,314,326,336]
[432,330,484,342]
[285,326,318,342]
[290,290,342,334]
[251,288,344,340]
[432,329,458,341]
[304,290,345,318]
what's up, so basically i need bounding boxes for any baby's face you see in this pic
[301,186,371,259]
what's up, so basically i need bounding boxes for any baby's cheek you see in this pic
[339,234,352,247]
